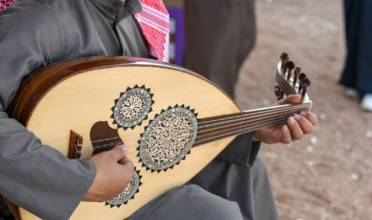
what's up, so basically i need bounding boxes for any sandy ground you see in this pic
[235,0,372,219]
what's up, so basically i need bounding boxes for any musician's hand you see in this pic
[83,144,134,202]
[253,95,318,144]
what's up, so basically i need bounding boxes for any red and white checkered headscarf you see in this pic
[0,0,14,10]
[0,0,170,63]
[135,0,169,62]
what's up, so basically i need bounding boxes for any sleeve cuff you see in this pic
[216,132,261,167]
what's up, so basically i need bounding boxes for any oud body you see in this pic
[5,57,245,220]
[5,56,311,220]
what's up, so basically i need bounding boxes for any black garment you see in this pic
[340,0,372,95]
[0,196,14,220]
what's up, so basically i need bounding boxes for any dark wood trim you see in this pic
[197,113,242,124]
[7,56,241,127]
[8,58,89,120]
[3,198,21,220]
[195,104,310,146]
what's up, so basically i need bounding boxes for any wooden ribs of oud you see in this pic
[7,57,196,127]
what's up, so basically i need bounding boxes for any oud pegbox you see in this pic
[275,52,311,103]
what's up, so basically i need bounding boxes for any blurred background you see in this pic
[164,0,372,219]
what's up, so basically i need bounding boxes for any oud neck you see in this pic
[194,101,312,147]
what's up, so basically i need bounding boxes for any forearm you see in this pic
[0,5,100,219]
[0,111,96,220]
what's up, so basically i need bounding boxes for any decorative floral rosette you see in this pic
[111,85,154,130]
[137,105,198,173]
[105,168,142,208]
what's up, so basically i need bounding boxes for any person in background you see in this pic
[183,0,279,219]
[340,0,372,111]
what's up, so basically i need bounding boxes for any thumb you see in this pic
[112,144,128,162]
[275,94,302,105]
[118,157,134,172]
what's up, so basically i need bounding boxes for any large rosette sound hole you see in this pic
[111,85,154,130]
[137,105,198,173]
[105,168,142,208]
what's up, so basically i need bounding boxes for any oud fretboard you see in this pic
[194,101,312,147]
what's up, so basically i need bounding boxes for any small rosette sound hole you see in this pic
[111,85,154,130]
[105,168,142,208]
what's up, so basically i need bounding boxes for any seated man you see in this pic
[0,0,318,219]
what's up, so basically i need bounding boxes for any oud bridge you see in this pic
[68,121,124,160]
[68,130,83,159]
[67,128,142,208]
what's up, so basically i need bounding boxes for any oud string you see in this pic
[77,118,289,160]
[76,102,311,154]
[198,104,310,129]
[79,108,305,153]
[79,101,311,146]
[76,104,310,154]
[194,118,289,145]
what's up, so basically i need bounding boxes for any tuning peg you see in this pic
[278,91,284,100]
[275,85,282,100]
[280,52,288,70]
[293,67,301,88]
[298,73,307,93]
[282,57,289,76]
[275,85,284,100]
[275,84,284,101]
[286,60,295,82]
[300,77,311,98]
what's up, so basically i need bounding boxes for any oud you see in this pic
[5,53,311,219]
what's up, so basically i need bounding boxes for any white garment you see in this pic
[361,94,372,111]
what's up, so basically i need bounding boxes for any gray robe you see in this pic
[183,0,279,219]
[0,0,271,219]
